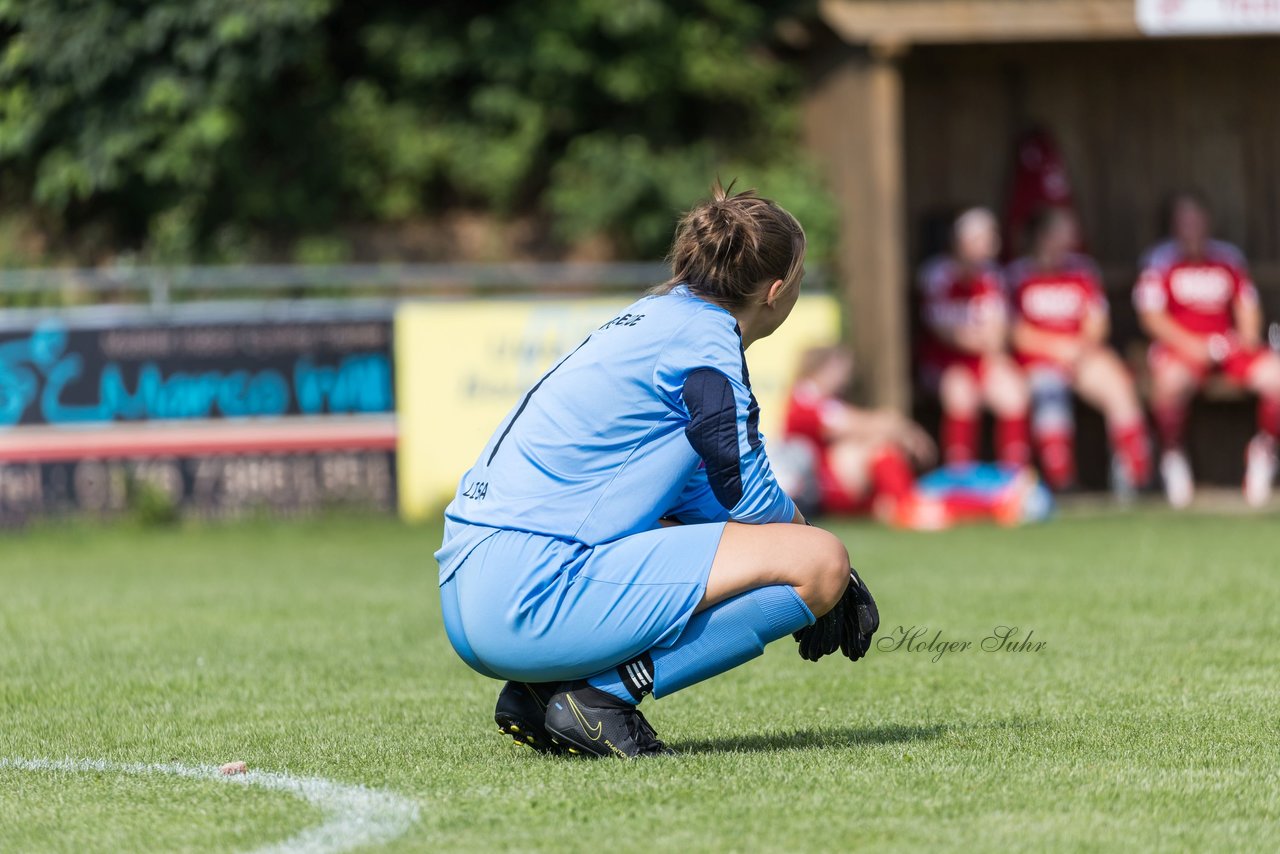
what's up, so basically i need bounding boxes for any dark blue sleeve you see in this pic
[681,367,795,525]
[682,368,745,509]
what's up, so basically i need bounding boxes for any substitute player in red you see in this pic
[918,207,1031,467]
[781,346,1041,528]
[1135,191,1280,507]
[783,346,948,529]
[1008,207,1150,494]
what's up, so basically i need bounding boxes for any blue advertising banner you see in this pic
[0,307,396,522]
[0,317,392,427]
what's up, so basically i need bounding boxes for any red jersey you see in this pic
[1133,239,1257,336]
[917,255,1007,360]
[783,384,866,513]
[783,382,842,449]
[1007,252,1107,339]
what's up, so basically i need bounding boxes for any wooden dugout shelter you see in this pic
[803,0,1280,414]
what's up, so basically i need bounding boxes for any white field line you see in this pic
[0,756,420,854]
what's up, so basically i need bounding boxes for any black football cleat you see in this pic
[494,681,563,754]
[543,683,673,759]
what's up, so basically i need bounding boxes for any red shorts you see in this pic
[1014,351,1073,383]
[918,343,986,392]
[1148,341,1266,384]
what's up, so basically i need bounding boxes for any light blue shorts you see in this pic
[439,523,727,682]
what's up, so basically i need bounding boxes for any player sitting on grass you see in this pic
[780,345,1044,528]
[1135,191,1280,508]
[1008,207,1151,495]
[781,345,949,529]
[435,182,879,759]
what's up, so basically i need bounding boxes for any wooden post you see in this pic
[804,42,910,410]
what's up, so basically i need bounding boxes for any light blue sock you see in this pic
[587,585,814,703]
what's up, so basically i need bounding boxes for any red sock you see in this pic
[996,415,1031,466]
[1259,396,1280,440]
[1110,419,1152,485]
[1034,429,1075,490]
[869,446,915,502]
[1152,401,1188,452]
[942,412,978,465]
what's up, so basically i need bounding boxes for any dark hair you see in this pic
[1161,188,1211,233]
[655,179,806,308]
[1026,205,1073,253]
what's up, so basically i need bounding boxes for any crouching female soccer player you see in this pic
[435,183,879,759]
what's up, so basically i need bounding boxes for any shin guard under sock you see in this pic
[942,412,979,465]
[1110,419,1152,485]
[587,585,815,703]
[996,415,1031,466]
[1259,395,1280,441]
[1153,402,1188,452]
[1034,429,1075,490]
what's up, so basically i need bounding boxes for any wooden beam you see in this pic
[819,0,1142,45]
[804,46,910,411]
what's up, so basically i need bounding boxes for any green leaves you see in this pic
[1,0,834,263]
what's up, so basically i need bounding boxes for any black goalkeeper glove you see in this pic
[839,566,879,662]
[793,566,879,663]
[794,598,843,661]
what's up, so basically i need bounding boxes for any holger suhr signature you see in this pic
[876,625,1047,663]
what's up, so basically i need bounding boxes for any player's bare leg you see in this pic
[1075,348,1143,426]
[1243,352,1280,506]
[702,521,850,616]
[1074,348,1151,493]
[1150,357,1200,508]
[825,439,949,530]
[980,353,1032,466]
[826,440,873,500]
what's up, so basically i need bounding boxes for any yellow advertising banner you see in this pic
[396,294,840,521]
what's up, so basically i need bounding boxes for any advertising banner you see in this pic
[395,294,841,521]
[0,451,395,522]
[0,310,396,521]
[1137,0,1280,35]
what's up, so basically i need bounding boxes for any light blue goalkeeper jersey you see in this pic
[435,285,796,583]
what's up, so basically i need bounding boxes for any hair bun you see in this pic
[654,179,807,309]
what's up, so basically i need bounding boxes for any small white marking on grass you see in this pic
[0,756,420,854]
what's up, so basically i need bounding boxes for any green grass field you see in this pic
[2,509,1278,852]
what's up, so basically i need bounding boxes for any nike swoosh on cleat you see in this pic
[565,695,603,741]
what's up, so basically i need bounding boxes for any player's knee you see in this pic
[1151,378,1187,405]
[798,530,850,616]
[986,365,1030,416]
[1152,363,1195,401]
[940,368,980,415]
[1250,354,1280,394]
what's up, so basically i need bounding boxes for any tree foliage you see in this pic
[0,0,835,262]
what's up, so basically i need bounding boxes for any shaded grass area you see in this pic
[1,510,1278,851]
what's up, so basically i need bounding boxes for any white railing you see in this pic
[0,261,831,308]
[0,262,675,307]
